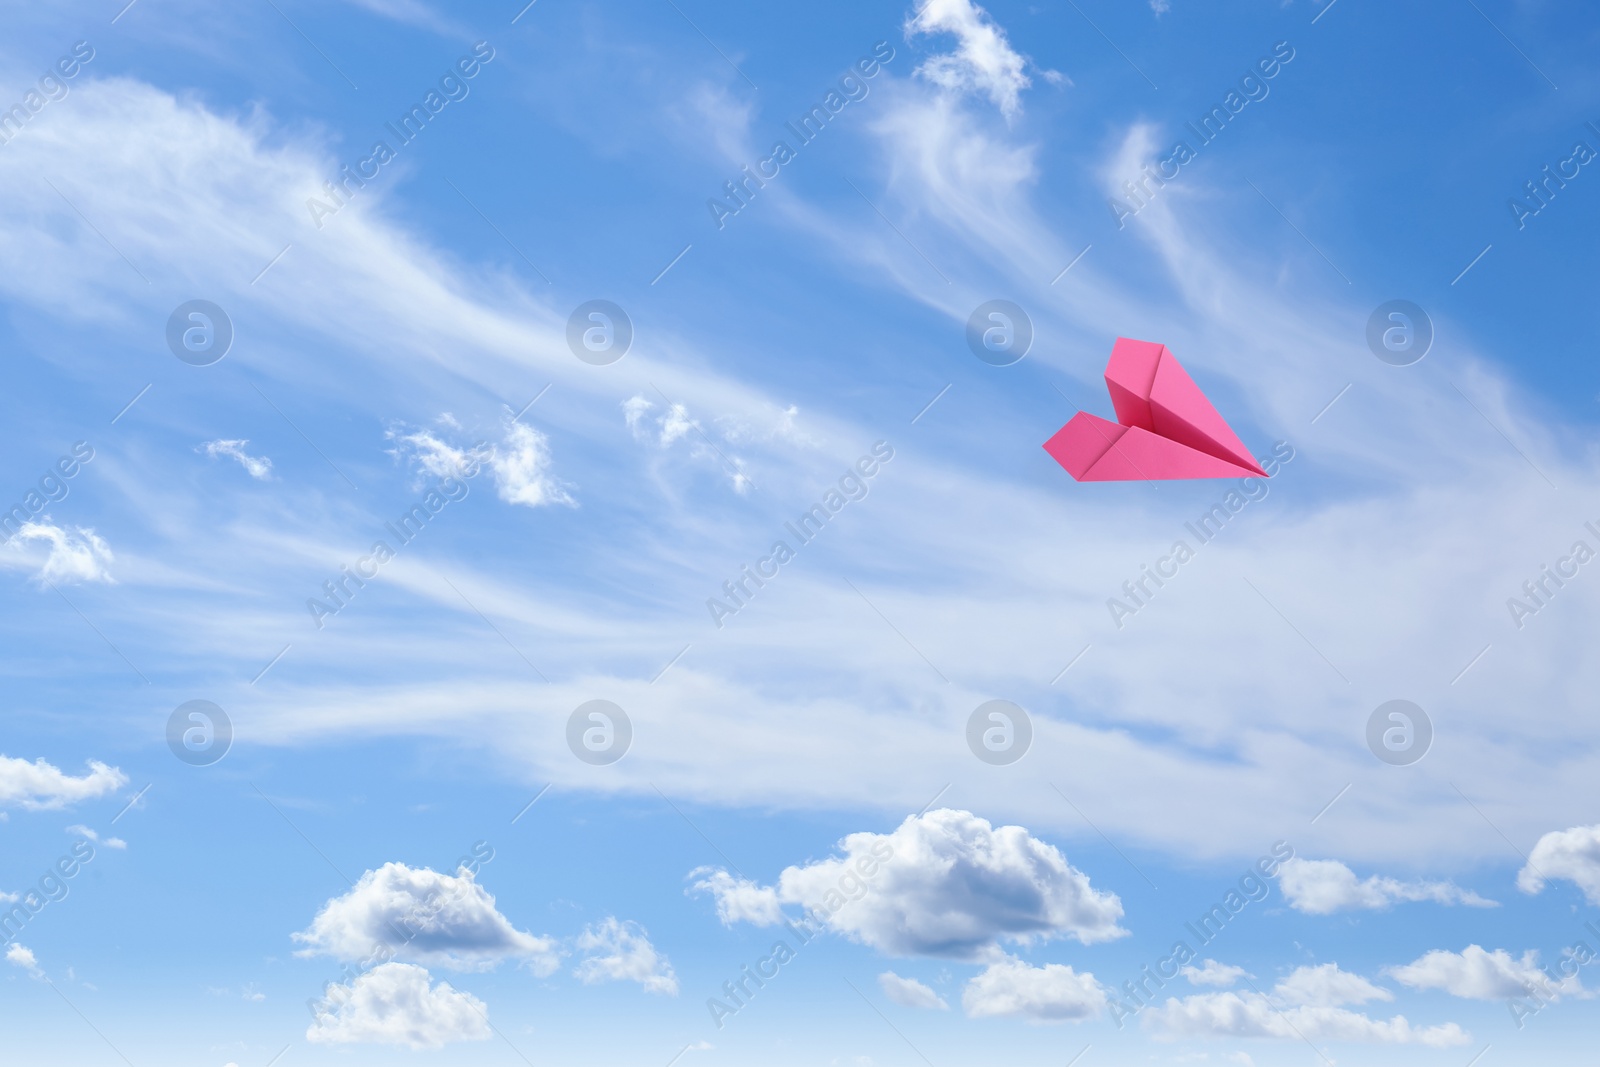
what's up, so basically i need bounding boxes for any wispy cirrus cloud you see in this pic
[200,439,273,480]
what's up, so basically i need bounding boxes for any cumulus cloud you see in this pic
[293,863,560,973]
[0,756,125,810]
[490,421,573,508]
[1142,965,1464,1046]
[1278,858,1495,914]
[1143,993,1466,1046]
[691,809,1125,959]
[573,917,678,995]
[305,962,489,1049]
[1181,959,1250,987]
[199,439,273,480]
[6,522,114,584]
[6,944,38,971]
[961,955,1107,1021]
[905,0,1042,118]
[687,868,783,926]
[1389,945,1576,1000]
[66,824,125,849]
[1273,963,1393,1008]
[879,970,949,1010]
[1518,824,1600,904]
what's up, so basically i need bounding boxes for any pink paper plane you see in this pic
[1044,338,1268,482]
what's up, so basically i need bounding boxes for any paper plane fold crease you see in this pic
[1044,338,1268,482]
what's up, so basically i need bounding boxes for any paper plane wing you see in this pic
[1044,337,1267,482]
[1044,413,1265,482]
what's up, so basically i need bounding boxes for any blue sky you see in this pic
[3,0,1600,1063]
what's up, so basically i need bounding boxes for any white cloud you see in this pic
[1278,858,1496,914]
[1142,989,1468,1047]
[1150,0,1172,13]
[1519,824,1600,904]
[961,955,1106,1021]
[293,863,560,973]
[1389,945,1574,1000]
[490,421,574,508]
[623,396,750,494]
[389,420,570,508]
[338,0,460,34]
[0,756,125,810]
[305,962,489,1049]
[906,0,1037,118]
[6,522,114,584]
[1181,959,1250,987]
[66,824,125,849]
[625,395,696,448]
[573,917,678,995]
[1273,963,1393,1008]
[18,45,1600,899]
[387,425,488,484]
[695,809,1124,959]
[879,970,949,1010]
[199,439,273,480]
[1144,965,1463,1046]
[687,868,783,926]
[6,944,37,971]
